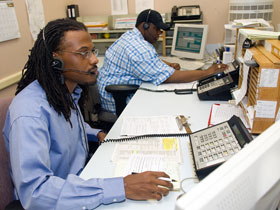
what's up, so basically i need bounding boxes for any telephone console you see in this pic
[197,60,239,101]
[189,115,253,180]
[197,72,234,101]
[171,5,202,21]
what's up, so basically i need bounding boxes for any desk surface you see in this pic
[80,83,218,209]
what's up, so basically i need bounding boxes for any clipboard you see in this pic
[176,115,192,133]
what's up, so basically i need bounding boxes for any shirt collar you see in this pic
[72,86,82,103]
[133,27,144,40]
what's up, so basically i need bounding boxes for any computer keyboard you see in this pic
[162,56,205,70]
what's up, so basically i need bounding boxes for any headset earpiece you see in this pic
[51,57,65,84]
[143,22,150,30]
[51,57,64,71]
[143,9,151,30]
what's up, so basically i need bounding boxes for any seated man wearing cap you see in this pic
[97,9,227,114]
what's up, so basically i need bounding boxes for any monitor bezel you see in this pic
[175,119,280,210]
[171,24,208,60]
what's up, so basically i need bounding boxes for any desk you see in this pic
[80,83,219,209]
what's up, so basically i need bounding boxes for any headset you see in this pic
[143,9,152,30]
[42,27,96,78]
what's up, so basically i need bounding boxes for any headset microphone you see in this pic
[54,67,96,75]
[51,57,96,75]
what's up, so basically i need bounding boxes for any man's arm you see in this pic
[162,59,181,70]
[6,117,125,210]
[164,63,228,83]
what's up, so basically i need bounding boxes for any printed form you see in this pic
[121,115,186,136]
[113,137,181,190]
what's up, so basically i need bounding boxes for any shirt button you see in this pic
[113,198,117,202]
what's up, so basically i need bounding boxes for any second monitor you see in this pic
[171,24,208,60]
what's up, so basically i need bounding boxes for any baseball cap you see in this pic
[135,9,170,31]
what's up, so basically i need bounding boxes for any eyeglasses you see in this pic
[59,48,99,59]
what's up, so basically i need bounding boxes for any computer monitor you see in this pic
[171,24,208,60]
[175,119,280,210]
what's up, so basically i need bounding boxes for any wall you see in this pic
[0,0,279,97]
[0,0,70,97]
[77,0,230,44]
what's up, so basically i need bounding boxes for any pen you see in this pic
[131,172,178,182]
[216,56,221,64]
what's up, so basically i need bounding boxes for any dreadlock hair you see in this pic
[16,18,88,125]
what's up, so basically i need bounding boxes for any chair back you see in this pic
[0,97,13,210]
[80,84,117,132]
[105,84,139,117]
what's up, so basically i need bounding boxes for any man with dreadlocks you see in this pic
[3,18,173,210]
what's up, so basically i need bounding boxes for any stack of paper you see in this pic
[208,103,249,129]
[232,19,270,28]
[84,22,108,30]
[112,137,182,190]
[114,17,137,29]
[239,28,280,40]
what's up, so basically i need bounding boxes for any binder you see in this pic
[67,5,79,20]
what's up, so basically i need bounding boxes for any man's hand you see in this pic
[169,63,181,70]
[162,59,181,70]
[124,171,173,201]
[97,131,106,144]
[207,63,228,75]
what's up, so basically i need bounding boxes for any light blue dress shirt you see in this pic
[97,27,175,114]
[3,81,125,210]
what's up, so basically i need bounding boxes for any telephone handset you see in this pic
[197,60,239,101]
[189,115,253,180]
[171,5,202,21]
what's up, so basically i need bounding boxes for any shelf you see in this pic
[87,29,127,34]
[89,29,163,55]
[92,38,118,43]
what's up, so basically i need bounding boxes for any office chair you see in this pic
[105,84,139,117]
[80,83,118,133]
[0,97,24,210]
[81,84,139,131]
[80,84,138,155]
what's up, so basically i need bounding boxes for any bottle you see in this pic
[222,47,232,64]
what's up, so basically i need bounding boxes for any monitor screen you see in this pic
[175,119,280,210]
[171,24,208,60]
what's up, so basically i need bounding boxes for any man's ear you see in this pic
[53,52,59,58]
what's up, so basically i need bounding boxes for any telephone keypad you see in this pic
[190,122,242,170]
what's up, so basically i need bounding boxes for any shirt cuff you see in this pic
[85,123,102,142]
[102,177,126,204]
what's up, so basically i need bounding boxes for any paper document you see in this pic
[111,137,181,163]
[232,49,252,105]
[209,103,249,129]
[161,56,205,70]
[121,115,186,136]
[255,100,277,119]
[232,19,270,28]
[112,136,182,190]
[239,29,280,40]
[114,154,180,190]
